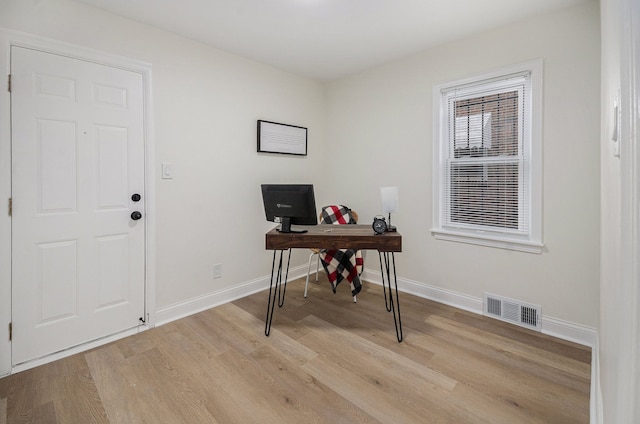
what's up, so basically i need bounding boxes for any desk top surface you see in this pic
[265,224,402,252]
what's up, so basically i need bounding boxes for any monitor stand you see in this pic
[277,217,308,233]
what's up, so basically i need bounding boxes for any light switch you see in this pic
[161,162,173,179]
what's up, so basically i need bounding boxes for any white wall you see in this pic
[0,0,327,374]
[324,2,601,329]
[0,0,603,376]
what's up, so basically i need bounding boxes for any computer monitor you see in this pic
[261,184,317,233]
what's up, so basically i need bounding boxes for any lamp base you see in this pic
[386,225,397,232]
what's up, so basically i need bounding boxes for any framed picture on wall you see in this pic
[257,120,308,156]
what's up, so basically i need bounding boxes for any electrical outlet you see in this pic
[213,263,222,279]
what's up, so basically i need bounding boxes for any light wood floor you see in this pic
[0,276,591,423]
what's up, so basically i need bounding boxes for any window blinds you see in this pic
[441,71,531,234]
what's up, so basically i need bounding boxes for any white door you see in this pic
[11,46,146,364]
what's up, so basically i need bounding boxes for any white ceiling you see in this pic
[73,0,589,81]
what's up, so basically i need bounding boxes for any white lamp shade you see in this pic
[380,186,399,214]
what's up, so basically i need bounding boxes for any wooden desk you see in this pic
[264,225,403,342]
[265,224,401,251]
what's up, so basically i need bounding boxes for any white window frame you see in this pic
[431,60,544,253]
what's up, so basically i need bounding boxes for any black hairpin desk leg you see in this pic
[265,249,291,336]
[379,251,403,342]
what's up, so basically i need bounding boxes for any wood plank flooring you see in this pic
[0,276,591,423]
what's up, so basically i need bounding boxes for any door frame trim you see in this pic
[0,28,156,375]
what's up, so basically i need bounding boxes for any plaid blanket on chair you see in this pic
[319,205,364,296]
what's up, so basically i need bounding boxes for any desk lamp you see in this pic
[380,186,399,232]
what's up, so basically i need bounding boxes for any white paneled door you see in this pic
[11,46,146,365]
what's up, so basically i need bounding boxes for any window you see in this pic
[432,61,543,253]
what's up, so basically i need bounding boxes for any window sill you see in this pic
[431,228,544,254]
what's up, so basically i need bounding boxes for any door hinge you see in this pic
[8,197,12,217]
[9,322,12,341]
[7,74,11,93]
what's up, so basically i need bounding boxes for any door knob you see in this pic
[131,193,141,202]
[131,211,142,221]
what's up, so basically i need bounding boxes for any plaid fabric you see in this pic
[319,205,364,296]
[320,205,356,225]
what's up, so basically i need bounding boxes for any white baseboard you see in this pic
[362,268,598,348]
[361,268,600,424]
[7,263,601,424]
[542,316,598,348]
[158,265,599,348]
[154,264,311,326]
[362,269,484,314]
[6,265,309,375]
